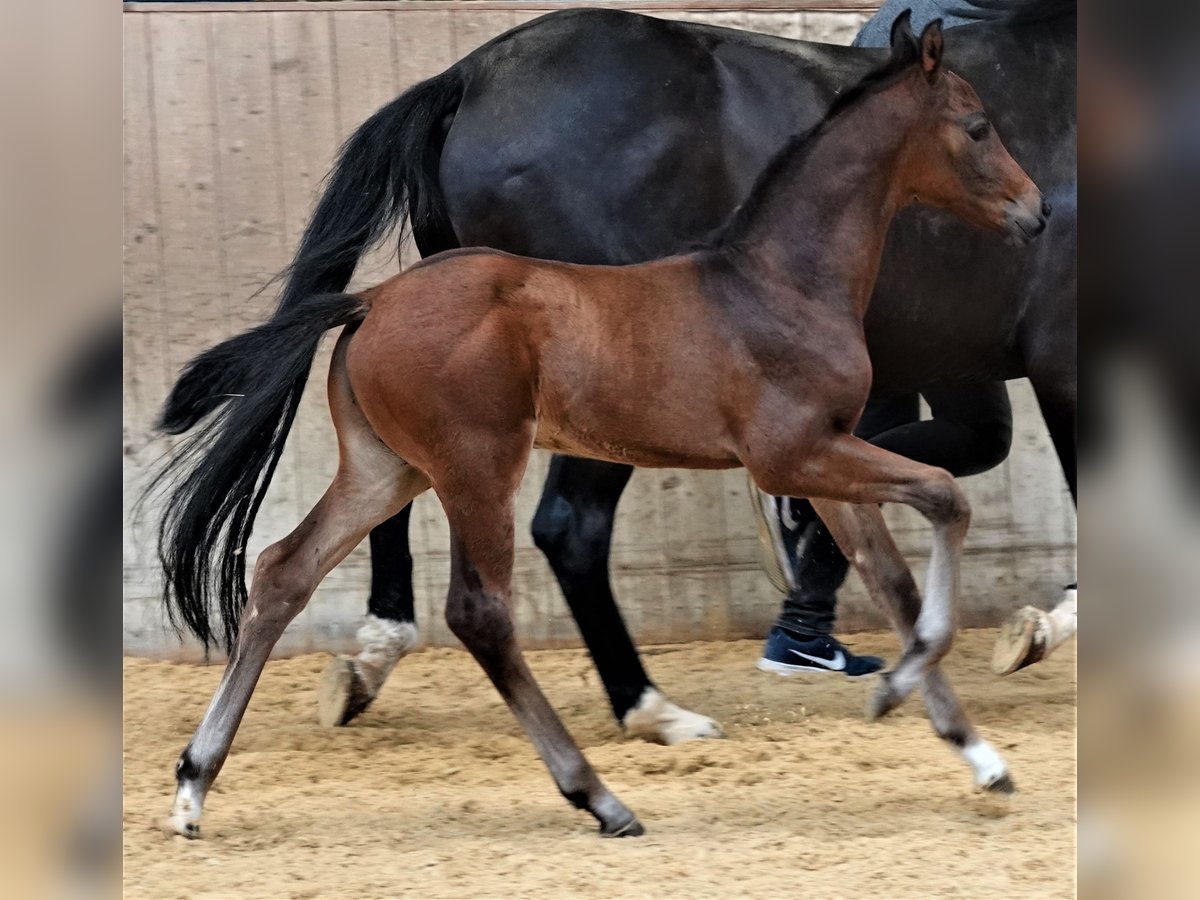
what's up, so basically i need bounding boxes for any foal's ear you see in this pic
[889,9,919,63]
[919,19,944,84]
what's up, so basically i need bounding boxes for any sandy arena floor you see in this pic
[124,630,1076,898]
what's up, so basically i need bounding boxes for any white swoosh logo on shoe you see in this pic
[788,648,846,671]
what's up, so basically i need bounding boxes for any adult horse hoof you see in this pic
[865,677,902,721]
[983,772,1017,795]
[992,606,1047,676]
[622,687,724,745]
[317,655,375,727]
[601,817,645,838]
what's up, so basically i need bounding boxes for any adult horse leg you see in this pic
[811,499,1014,792]
[531,455,721,744]
[316,228,459,726]
[995,364,1078,675]
[317,508,419,726]
[167,339,431,837]
[441,467,642,836]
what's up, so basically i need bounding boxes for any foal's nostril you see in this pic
[1041,199,1052,219]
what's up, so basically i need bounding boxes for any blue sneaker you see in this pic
[757,627,884,678]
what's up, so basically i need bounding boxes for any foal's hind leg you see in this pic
[168,343,430,837]
[439,470,642,837]
[811,499,1013,793]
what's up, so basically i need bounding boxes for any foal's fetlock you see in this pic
[165,752,209,838]
[589,793,644,838]
[961,739,1015,794]
[865,673,904,721]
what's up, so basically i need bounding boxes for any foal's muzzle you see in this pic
[1004,190,1051,245]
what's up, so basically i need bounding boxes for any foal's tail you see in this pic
[153,293,366,652]
[161,66,464,435]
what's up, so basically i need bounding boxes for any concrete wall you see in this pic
[123,1,1076,660]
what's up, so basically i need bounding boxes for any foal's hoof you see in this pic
[160,815,201,840]
[983,772,1017,795]
[865,677,902,721]
[601,817,646,838]
[317,655,375,727]
[992,606,1047,676]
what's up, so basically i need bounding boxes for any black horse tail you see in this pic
[153,292,367,653]
[159,66,464,435]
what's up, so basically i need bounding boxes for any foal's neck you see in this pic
[719,85,915,321]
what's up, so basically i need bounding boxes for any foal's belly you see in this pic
[531,405,740,470]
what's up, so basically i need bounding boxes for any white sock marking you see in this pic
[962,739,1008,787]
[354,616,418,695]
[622,687,723,745]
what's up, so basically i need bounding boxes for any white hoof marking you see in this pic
[167,783,204,838]
[622,687,724,745]
[962,739,1009,788]
[355,616,419,695]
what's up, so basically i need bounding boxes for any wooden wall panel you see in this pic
[123,3,1075,659]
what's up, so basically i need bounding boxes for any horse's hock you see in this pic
[123,1,1076,660]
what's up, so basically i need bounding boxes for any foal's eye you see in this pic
[967,119,991,142]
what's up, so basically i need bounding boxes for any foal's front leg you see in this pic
[747,432,1011,791]
[811,499,1014,793]
[751,431,969,701]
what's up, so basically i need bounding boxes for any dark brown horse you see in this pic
[159,17,1045,838]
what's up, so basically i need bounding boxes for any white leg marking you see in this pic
[354,615,419,695]
[622,687,724,745]
[168,781,204,837]
[1045,587,1077,652]
[962,739,1009,788]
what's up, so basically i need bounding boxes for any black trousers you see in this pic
[774,382,1013,637]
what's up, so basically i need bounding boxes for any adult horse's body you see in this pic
[168,1,1077,739]
[157,20,1046,837]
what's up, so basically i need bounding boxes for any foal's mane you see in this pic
[709,45,921,249]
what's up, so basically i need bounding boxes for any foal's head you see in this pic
[885,12,1049,243]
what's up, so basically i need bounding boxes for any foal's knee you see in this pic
[911,624,955,664]
[916,469,971,529]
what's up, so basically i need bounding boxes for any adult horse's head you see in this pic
[888,11,1050,244]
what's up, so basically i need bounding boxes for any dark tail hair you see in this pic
[160,66,464,435]
[152,292,366,652]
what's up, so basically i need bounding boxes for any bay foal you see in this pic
[158,16,1046,838]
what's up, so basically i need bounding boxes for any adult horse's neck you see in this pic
[716,80,916,322]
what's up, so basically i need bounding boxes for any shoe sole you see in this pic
[756,658,877,679]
